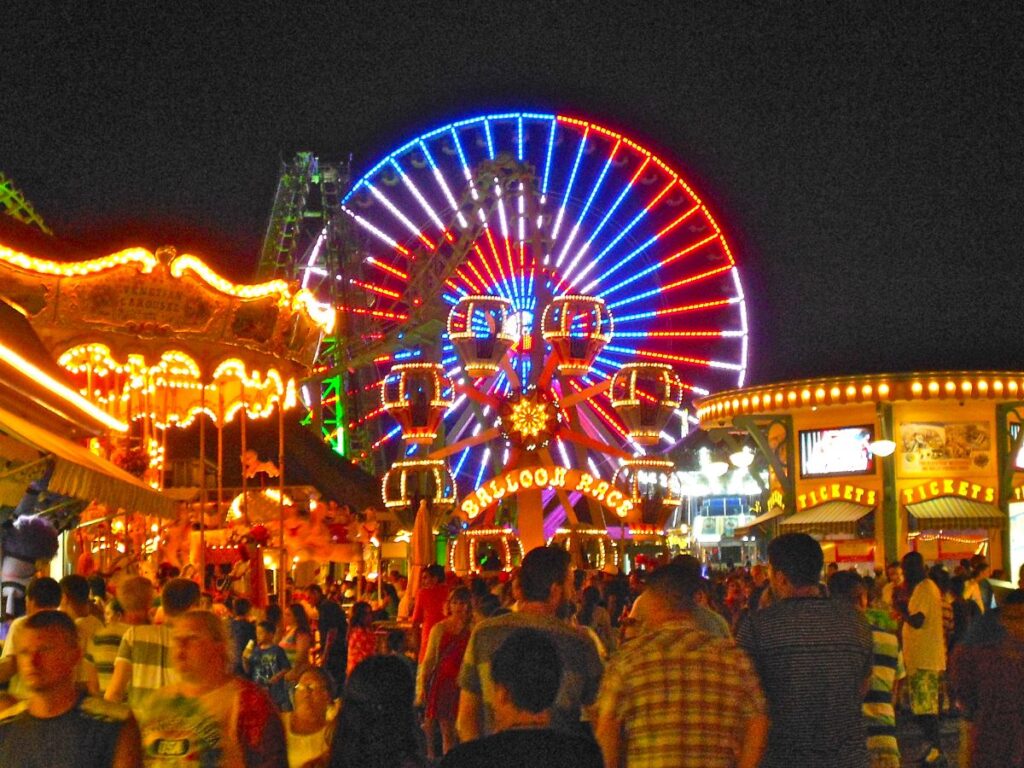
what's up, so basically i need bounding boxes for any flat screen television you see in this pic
[1011,423,1024,470]
[799,425,875,478]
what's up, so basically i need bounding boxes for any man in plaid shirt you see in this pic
[595,564,768,768]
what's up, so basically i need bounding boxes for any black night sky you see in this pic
[6,3,1023,386]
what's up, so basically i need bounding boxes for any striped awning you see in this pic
[907,497,1005,530]
[780,501,874,535]
[734,506,786,537]
[0,404,176,518]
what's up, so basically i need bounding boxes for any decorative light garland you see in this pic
[697,371,1024,424]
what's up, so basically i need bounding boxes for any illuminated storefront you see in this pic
[697,372,1024,570]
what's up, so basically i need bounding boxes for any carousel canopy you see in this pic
[0,403,174,516]
[0,241,334,427]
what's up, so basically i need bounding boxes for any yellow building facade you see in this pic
[697,372,1024,574]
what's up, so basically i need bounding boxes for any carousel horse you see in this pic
[241,449,279,479]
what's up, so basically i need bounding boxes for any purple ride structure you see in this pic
[258,111,750,556]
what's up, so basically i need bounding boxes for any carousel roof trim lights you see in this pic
[0,244,334,333]
[0,337,127,433]
[0,242,333,428]
[697,370,1024,424]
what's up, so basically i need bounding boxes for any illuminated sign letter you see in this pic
[576,473,595,493]
[476,487,493,508]
[519,469,534,489]
[487,479,505,501]
[462,499,480,518]
[534,467,550,488]
[606,490,623,508]
[551,466,568,487]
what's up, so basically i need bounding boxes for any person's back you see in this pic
[440,728,601,768]
[457,547,603,742]
[229,598,257,677]
[596,564,766,768]
[106,577,199,712]
[459,608,601,736]
[442,629,601,768]
[949,590,1024,768]
[736,534,871,768]
[738,592,871,763]
[87,613,129,695]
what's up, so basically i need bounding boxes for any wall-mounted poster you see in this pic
[899,421,992,476]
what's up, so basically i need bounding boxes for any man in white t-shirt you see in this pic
[898,551,946,765]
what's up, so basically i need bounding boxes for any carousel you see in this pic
[0,241,342,598]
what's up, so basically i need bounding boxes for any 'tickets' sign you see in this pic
[797,484,877,511]
[901,478,996,505]
[461,465,634,520]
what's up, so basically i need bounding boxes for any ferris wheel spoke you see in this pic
[555,137,620,270]
[390,158,448,238]
[547,125,589,259]
[418,140,467,230]
[598,232,717,300]
[560,427,632,462]
[453,379,501,410]
[580,203,699,294]
[559,378,611,408]
[561,154,648,290]
[429,427,501,459]
[613,297,739,324]
[343,208,412,260]
[498,353,522,392]
[570,179,674,291]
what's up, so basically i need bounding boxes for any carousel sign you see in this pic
[460,465,634,520]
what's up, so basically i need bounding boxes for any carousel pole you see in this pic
[277,398,286,602]
[240,386,248,524]
[217,389,224,529]
[161,386,169,490]
[199,382,207,589]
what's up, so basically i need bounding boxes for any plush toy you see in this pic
[1,514,59,620]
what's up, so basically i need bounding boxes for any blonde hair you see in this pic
[180,609,234,671]
[119,576,154,614]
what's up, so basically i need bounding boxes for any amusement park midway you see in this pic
[2,5,1023,768]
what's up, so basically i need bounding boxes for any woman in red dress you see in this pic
[346,601,377,677]
[416,586,473,761]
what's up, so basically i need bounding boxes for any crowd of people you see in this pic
[0,538,1022,767]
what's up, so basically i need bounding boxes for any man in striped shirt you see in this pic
[104,577,199,712]
[829,569,904,768]
[737,533,873,768]
[88,576,153,695]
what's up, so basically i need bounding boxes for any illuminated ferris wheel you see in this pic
[316,111,749,493]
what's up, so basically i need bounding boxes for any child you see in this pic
[244,619,292,711]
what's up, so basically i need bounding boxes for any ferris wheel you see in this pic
[319,111,748,495]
